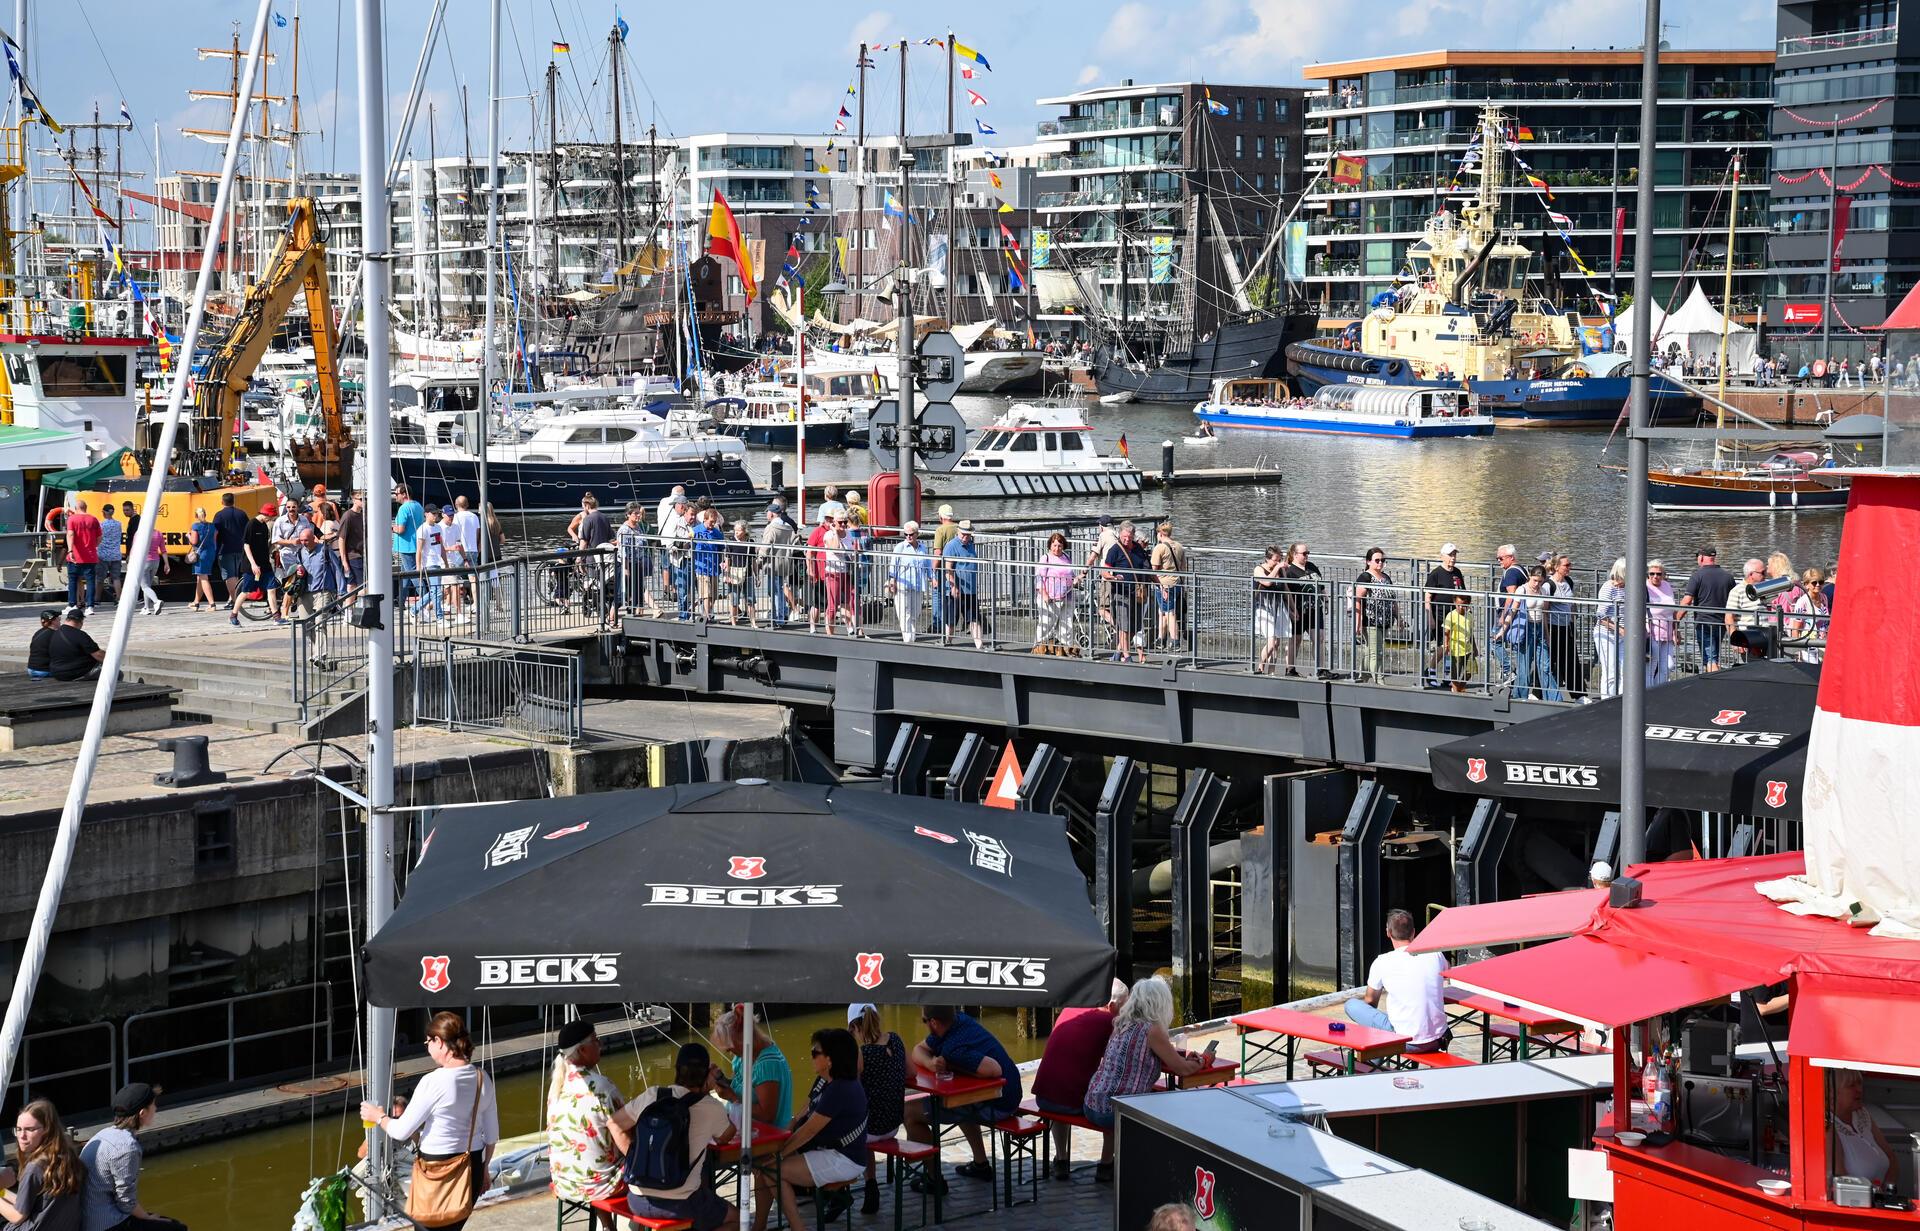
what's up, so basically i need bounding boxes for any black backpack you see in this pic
[623,1087,706,1190]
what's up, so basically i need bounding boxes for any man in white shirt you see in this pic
[657,484,687,529]
[1345,909,1450,1052]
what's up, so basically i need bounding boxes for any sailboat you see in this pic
[1642,156,1850,512]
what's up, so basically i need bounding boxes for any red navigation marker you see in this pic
[984,743,1024,810]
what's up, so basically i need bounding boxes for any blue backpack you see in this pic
[623,1088,706,1190]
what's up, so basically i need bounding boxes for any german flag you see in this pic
[1514,125,1535,141]
[552,40,570,54]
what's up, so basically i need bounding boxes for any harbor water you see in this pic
[484,394,1845,574]
[138,1005,1043,1228]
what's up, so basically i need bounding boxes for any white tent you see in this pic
[1612,282,1757,371]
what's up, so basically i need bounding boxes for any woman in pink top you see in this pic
[136,524,170,615]
[1645,559,1677,686]
[1034,531,1076,651]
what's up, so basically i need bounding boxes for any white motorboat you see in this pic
[936,399,1143,498]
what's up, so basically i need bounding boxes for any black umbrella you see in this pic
[364,779,1115,1009]
[1428,659,1815,819]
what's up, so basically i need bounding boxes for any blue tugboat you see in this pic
[1285,104,1698,428]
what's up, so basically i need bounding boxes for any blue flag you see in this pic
[615,10,630,40]
[974,119,996,136]
[273,10,288,28]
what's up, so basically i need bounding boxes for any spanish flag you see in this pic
[1525,173,1554,201]
[1330,156,1364,185]
[552,40,570,54]
[706,189,756,303]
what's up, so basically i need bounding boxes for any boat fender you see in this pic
[1385,361,1402,377]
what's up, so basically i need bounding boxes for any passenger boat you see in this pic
[1194,378,1495,439]
[1285,104,1698,427]
[1642,449,1850,512]
[711,381,853,448]
[961,348,1046,394]
[389,403,753,514]
[936,400,1142,497]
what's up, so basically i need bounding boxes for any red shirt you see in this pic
[807,524,829,582]
[66,512,102,564]
[1030,1007,1114,1108]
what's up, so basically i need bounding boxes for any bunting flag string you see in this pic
[1774,164,1920,190]
[1780,98,1888,128]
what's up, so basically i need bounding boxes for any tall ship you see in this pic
[1286,105,1700,427]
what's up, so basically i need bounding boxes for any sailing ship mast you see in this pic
[944,29,956,324]
[1713,154,1741,466]
[610,23,627,279]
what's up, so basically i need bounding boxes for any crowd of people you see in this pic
[537,1002,1033,1231]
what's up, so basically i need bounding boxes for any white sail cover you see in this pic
[1759,472,1920,938]
[1612,283,1756,371]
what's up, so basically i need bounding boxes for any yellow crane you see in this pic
[73,197,353,556]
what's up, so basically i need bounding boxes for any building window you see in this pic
[803,147,814,170]
[1256,173,1265,190]
[1235,135,1244,158]
[838,149,849,173]
[1235,97,1245,121]
[1275,97,1288,120]
[864,227,877,251]
[1256,136,1266,159]
[1256,98,1266,122]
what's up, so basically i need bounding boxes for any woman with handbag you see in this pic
[187,508,218,611]
[360,1011,498,1230]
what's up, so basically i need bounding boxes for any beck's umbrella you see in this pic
[1428,659,1815,819]
[363,779,1115,1009]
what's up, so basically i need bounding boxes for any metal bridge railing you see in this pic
[121,980,334,1089]
[411,637,583,744]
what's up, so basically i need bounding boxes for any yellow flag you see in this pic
[835,235,850,274]
[997,202,1013,213]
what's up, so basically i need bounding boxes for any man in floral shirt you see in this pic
[547,1019,628,1223]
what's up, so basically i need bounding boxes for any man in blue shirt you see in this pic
[907,1005,1021,1186]
[391,483,426,598]
[691,508,726,623]
[941,521,984,649]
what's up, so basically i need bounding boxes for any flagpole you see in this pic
[897,41,916,535]
[945,30,956,325]
[477,0,501,626]
[1620,0,1659,869]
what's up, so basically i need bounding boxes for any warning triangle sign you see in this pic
[984,743,1024,810]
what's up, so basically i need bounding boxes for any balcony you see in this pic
[1307,77,1771,113]
[1778,24,1897,55]
[1035,188,1183,210]
[1040,109,1183,138]
[1036,150,1181,174]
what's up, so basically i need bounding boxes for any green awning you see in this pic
[41,448,132,492]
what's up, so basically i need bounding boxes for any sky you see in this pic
[19,0,1773,192]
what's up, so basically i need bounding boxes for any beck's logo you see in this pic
[854,952,885,990]
[1712,709,1746,727]
[1766,780,1789,809]
[1193,1166,1217,1219]
[909,954,1049,990]
[543,821,591,840]
[728,856,768,880]
[1465,757,1488,784]
[476,953,620,989]
[420,955,451,994]
[913,825,959,844]
[1505,761,1601,789]
[647,883,841,908]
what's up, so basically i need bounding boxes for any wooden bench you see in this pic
[1303,1048,1378,1076]
[1401,1050,1479,1069]
[1487,1021,1582,1060]
[1021,1098,1105,1181]
[870,1137,940,1231]
[587,1196,692,1231]
[990,1116,1047,1208]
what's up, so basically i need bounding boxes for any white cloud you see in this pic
[847,9,894,55]
[1096,3,1166,57]
[1076,64,1102,86]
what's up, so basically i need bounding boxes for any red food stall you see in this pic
[1418,853,1920,1227]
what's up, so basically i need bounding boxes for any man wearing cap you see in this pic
[1680,546,1737,672]
[80,1081,184,1230]
[229,502,280,626]
[1423,546,1467,688]
[662,497,694,619]
[942,520,984,649]
[48,608,105,682]
[1102,521,1151,664]
[611,1043,736,1231]
[887,520,933,643]
[26,608,60,679]
[546,1020,628,1225]
[656,483,687,530]
[758,504,797,625]
[930,507,959,635]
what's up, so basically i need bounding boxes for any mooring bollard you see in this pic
[1162,439,1175,487]
[769,457,785,498]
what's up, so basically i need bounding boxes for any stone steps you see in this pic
[0,644,313,732]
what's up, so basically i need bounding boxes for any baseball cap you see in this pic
[937,504,954,518]
[556,1019,596,1050]
[1098,513,1113,526]
[39,607,60,622]
[112,1081,158,1117]
[1590,861,1615,884]
[1538,550,1553,564]
[261,502,278,516]
[61,605,83,622]
[1441,543,1458,556]
[442,505,456,516]
[847,1003,877,1025]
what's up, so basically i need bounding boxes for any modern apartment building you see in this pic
[1030,80,1309,348]
[1766,0,1918,363]
[1300,50,1774,325]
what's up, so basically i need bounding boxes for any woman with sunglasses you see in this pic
[2,1098,82,1231]
[359,1012,499,1231]
[1645,560,1678,687]
[757,1029,867,1231]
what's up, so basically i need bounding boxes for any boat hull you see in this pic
[1195,406,1493,438]
[1094,313,1319,403]
[1647,472,1851,512]
[391,454,757,515]
[717,420,849,448]
[932,468,1144,499]
[960,352,1047,394]
[1286,342,1700,426]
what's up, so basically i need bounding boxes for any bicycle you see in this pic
[534,543,610,624]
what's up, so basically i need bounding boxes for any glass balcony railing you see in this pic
[1035,188,1183,209]
[1308,77,1771,113]
[1778,24,1898,55]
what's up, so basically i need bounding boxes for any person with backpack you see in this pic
[609,1043,736,1231]
[758,1029,868,1231]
